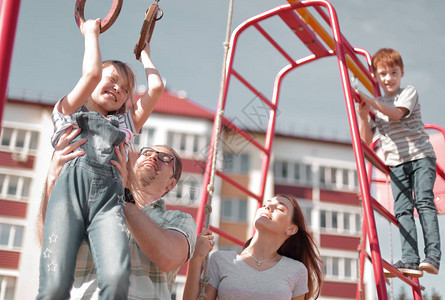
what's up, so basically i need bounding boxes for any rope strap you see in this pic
[198,1,234,298]
[134,0,163,60]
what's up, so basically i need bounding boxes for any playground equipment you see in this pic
[195,1,444,299]
[74,0,123,33]
[74,0,163,59]
[134,0,163,60]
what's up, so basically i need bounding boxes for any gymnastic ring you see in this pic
[134,3,162,60]
[74,0,123,33]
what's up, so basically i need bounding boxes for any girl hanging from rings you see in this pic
[37,18,164,299]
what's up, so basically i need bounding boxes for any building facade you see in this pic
[0,91,372,299]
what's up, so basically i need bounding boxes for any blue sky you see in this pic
[8,0,445,296]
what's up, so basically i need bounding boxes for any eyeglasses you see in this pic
[140,147,176,177]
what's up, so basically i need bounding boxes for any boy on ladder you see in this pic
[356,48,441,278]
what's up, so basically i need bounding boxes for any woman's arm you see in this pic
[183,229,215,300]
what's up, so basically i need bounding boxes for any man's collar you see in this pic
[143,198,166,211]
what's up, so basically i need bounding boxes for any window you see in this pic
[320,211,326,228]
[355,214,362,232]
[322,256,357,280]
[332,257,339,276]
[223,153,250,174]
[319,165,359,190]
[342,169,349,186]
[331,212,338,229]
[293,164,300,181]
[281,161,288,178]
[320,166,326,184]
[0,276,16,300]
[240,154,250,174]
[331,168,337,185]
[354,171,359,188]
[179,134,186,151]
[167,131,207,157]
[0,223,24,249]
[134,127,155,148]
[0,127,39,152]
[320,209,361,234]
[274,161,313,185]
[305,165,312,183]
[345,258,352,278]
[1,128,12,147]
[169,175,201,206]
[221,198,248,222]
[343,213,350,231]
[0,174,33,200]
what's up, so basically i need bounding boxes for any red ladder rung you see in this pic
[370,196,398,225]
[221,116,270,153]
[363,251,424,290]
[215,170,263,203]
[278,9,330,58]
[209,225,245,246]
[361,140,390,174]
[231,69,278,111]
[253,23,296,66]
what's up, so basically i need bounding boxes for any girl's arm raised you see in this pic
[132,43,164,132]
[56,19,103,115]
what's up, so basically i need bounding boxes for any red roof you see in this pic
[151,89,215,121]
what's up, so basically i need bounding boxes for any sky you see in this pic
[6,0,445,297]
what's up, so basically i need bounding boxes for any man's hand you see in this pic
[111,142,128,187]
[48,126,86,185]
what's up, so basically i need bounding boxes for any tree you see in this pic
[431,288,442,300]
[397,287,407,300]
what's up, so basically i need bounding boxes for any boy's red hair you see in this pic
[371,48,404,74]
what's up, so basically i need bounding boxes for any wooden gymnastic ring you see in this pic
[74,0,123,33]
[134,3,163,60]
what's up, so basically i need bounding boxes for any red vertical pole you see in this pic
[317,0,388,299]
[0,0,20,128]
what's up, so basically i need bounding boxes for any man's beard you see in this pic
[136,167,159,187]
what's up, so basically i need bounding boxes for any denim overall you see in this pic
[38,111,131,299]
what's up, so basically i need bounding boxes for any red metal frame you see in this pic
[196,1,435,299]
[0,0,21,128]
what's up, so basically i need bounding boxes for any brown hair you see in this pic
[244,194,323,299]
[371,48,404,74]
[102,60,136,115]
[158,144,182,182]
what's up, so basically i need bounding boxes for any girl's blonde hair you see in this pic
[102,60,136,115]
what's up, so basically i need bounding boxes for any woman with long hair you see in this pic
[184,194,323,300]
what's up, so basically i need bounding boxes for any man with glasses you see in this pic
[39,127,197,299]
